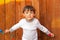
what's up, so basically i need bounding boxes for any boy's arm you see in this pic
[9,19,24,32]
[36,20,54,37]
[5,19,23,33]
[9,22,21,32]
[37,24,51,35]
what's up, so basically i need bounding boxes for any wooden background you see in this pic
[0,0,60,40]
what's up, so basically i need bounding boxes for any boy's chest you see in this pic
[21,22,37,30]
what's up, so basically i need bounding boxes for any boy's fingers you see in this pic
[4,30,9,33]
[51,33,55,37]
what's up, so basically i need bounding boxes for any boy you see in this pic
[5,5,54,40]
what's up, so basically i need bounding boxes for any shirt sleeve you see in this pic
[9,19,23,32]
[36,19,51,35]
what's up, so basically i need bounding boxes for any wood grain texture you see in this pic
[0,0,5,40]
[5,0,16,40]
[0,0,60,40]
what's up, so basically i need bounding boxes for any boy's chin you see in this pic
[26,18,33,21]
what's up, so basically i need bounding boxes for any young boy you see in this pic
[5,5,54,40]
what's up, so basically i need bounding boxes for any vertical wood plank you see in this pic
[39,0,48,40]
[0,0,5,40]
[46,0,55,40]
[5,0,16,40]
[51,0,60,40]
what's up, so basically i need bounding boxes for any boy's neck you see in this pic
[25,18,34,22]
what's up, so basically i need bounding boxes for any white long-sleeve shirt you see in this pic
[9,18,51,40]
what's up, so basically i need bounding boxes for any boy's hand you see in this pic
[48,33,54,37]
[5,29,10,33]
[50,33,54,37]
